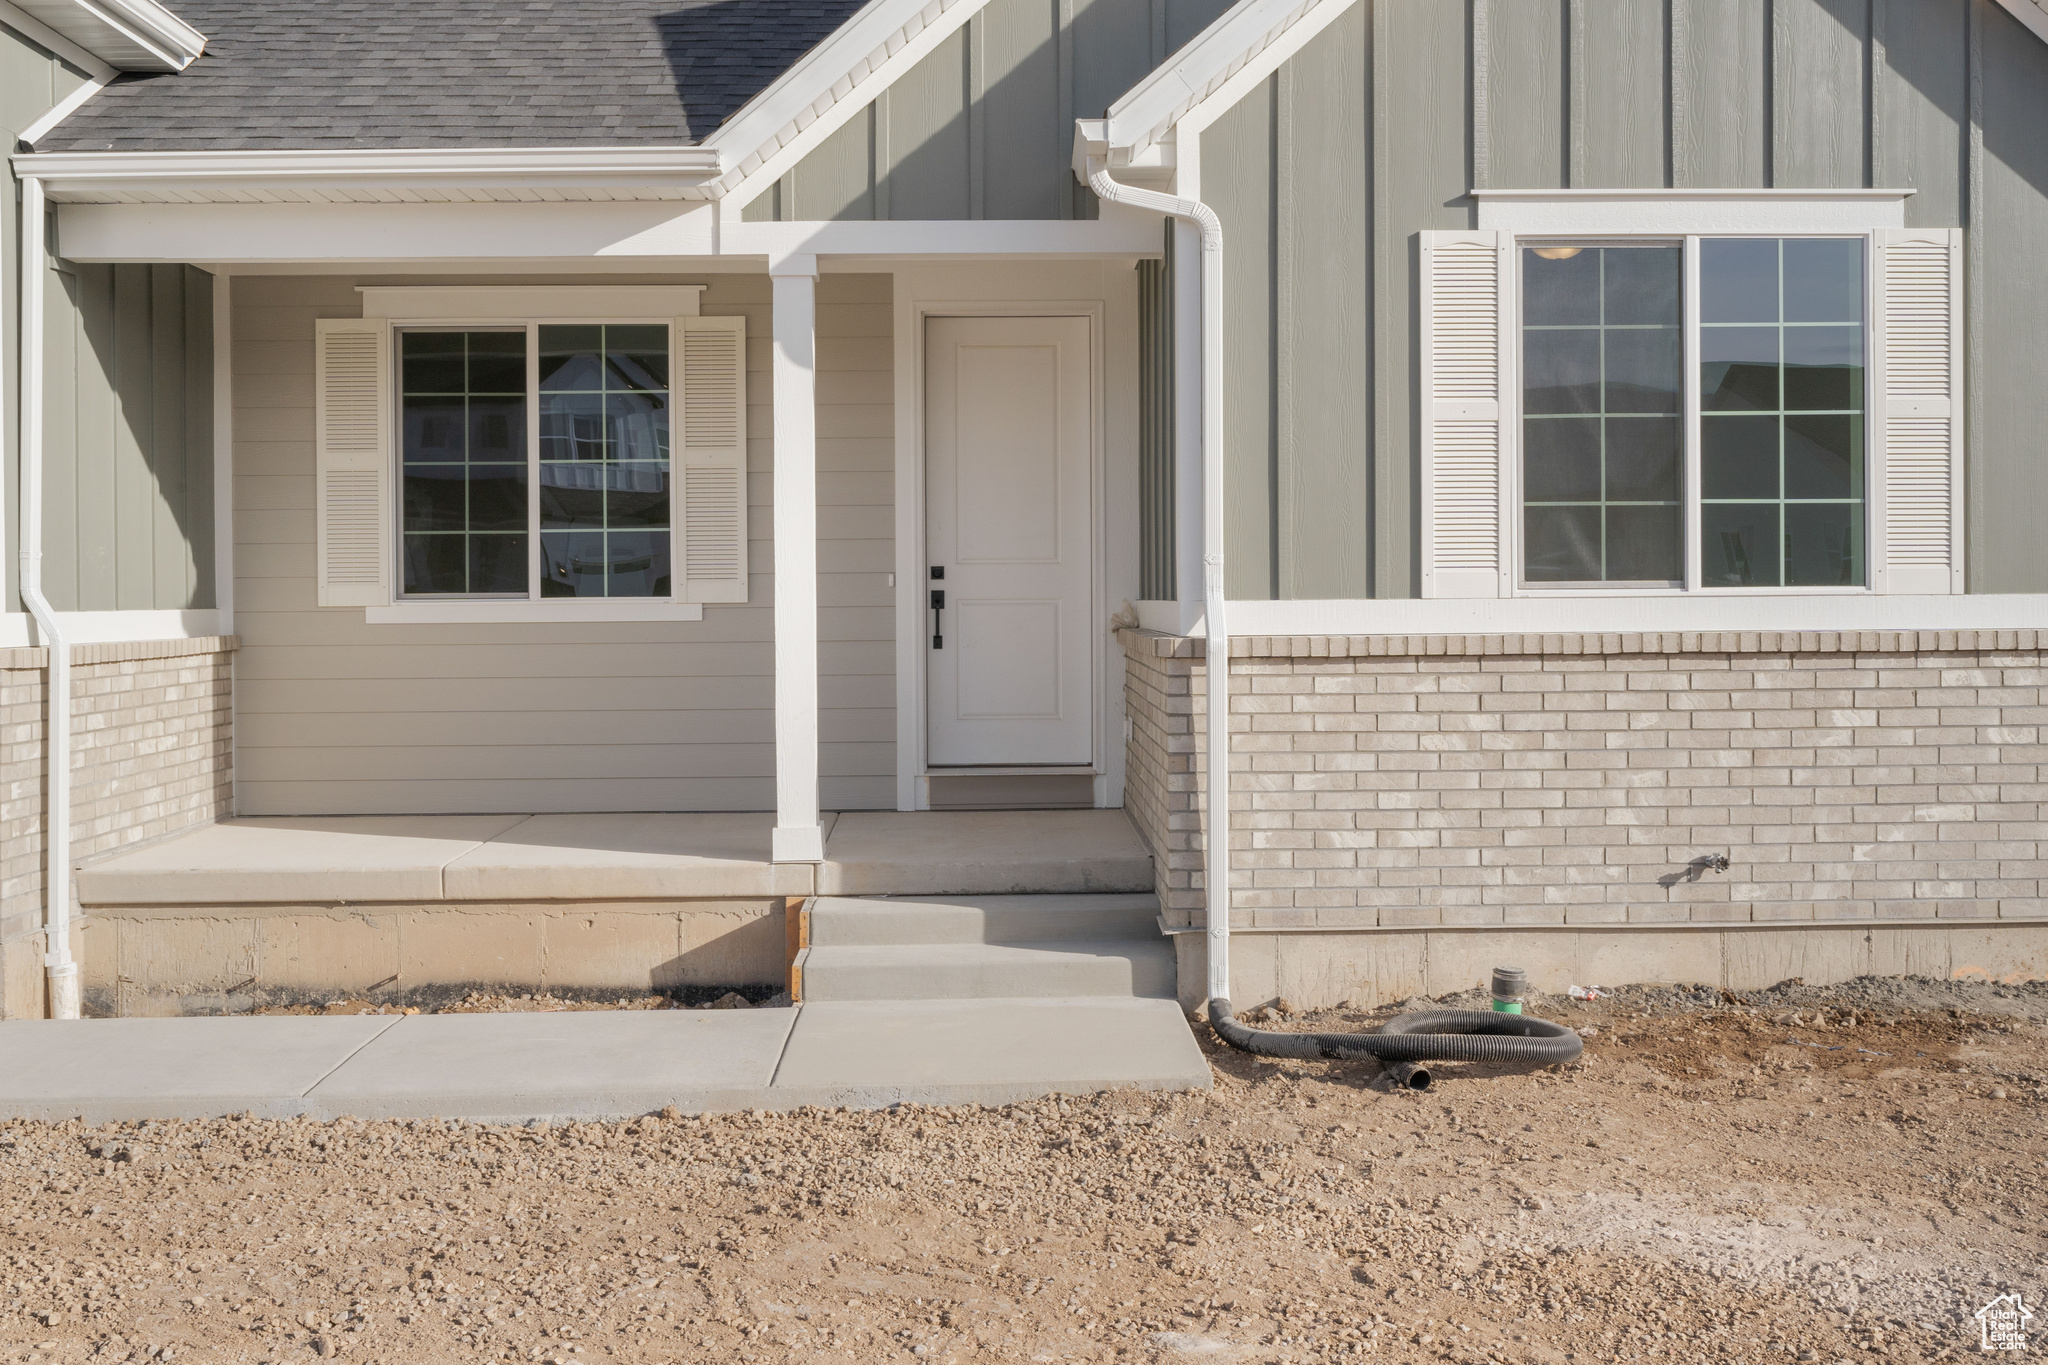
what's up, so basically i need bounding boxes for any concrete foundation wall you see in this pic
[77,898,789,1017]
[0,636,236,1018]
[1177,920,2048,1012]
[1120,625,2048,1007]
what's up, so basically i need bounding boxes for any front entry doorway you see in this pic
[923,314,1094,769]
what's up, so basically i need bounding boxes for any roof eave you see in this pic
[7,0,206,72]
[12,146,727,202]
[1100,0,1331,159]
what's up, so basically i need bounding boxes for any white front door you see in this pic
[924,315,1094,767]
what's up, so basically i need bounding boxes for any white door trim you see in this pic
[894,295,1109,811]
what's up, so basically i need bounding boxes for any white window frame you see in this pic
[1438,188,1963,605]
[1506,230,1879,599]
[350,286,716,624]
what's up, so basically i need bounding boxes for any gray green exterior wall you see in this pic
[1201,0,2048,599]
[742,0,1238,222]
[3,20,90,614]
[6,22,215,618]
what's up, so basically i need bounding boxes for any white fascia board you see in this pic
[0,0,114,73]
[14,146,723,202]
[1996,0,2048,45]
[17,73,116,148]
[1101,0,1346,160]
[702,0,980,195]
[1220,595,2048,639]
[724,213,1165,258]
[54,200,1162,263]
[55,200,721,262]
[8,0,203,71]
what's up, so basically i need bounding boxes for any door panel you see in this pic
[925,315,1093,767]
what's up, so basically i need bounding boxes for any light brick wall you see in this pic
[0,637,236,1017]
[1120,628,2047,930]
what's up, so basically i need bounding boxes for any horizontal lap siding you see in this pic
[231,274,894,816]
[1201,0,2048,599]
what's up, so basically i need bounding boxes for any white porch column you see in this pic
[770,254,824,863]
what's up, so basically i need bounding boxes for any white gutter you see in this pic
[15,176,79,1018]
[1082,148,1233,1009]
[13,146,725,203]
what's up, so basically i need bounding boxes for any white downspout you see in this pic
[16,175,79,1019]
[1084,156,1233,1011]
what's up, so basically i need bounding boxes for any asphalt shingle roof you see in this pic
[38,0,872,152]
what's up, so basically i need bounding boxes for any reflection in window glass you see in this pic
[400,331,528,596]
[539,325,672,598]
[1700,238,1865,586]
[1521,245,1682,583]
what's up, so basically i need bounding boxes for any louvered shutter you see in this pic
[675,314,750,604]
[314,318,393,607]
[1419,230,1512,598]
[1872,228,1965,595]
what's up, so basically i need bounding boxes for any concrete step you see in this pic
[807,894,1160,946]
[816,811,1154,896]
[799,939,1178,1002]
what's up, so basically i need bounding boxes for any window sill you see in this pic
[364,600,706,625]
[1515,586,1875,598]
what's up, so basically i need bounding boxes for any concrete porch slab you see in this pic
[306,1009,798,1120]
[769,998,1211,1107]
[439,812,823,901]
[818,811,1153,896]
[0,1016,401,1122]
[77,816,534,905]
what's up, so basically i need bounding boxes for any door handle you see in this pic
[930,589,945,649]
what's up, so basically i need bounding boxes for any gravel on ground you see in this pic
[3,974,2042,1365]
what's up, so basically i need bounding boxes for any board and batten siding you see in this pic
[8,23,216,616]
[1204,0,2048,598]
[231,274,894,816]
[742,0,1238,222]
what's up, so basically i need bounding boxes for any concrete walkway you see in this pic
[0,998,1211,1123]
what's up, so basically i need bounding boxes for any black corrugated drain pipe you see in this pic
[1207,1001,1582,1091]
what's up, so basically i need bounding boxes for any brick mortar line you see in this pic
[1155,915,2048,934]
[1119,626,2047,661]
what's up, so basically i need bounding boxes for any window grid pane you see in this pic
[400,331,528,597]
[1699,237,1866,587]
[538,324,673,598]
[1521,245,1682,584]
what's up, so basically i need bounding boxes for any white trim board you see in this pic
[359,286,707,319]
[0,0,113,72]
[1115,0,1354,165]
[1208,595,2048,639]
[0,609,224,647]
[363,601,705,625]
[1473,189,1913,234]
[7,0,204,71]
[51,203,1163,264]
[890,263,1142,812]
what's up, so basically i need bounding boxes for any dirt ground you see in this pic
[3,974,2043,1365]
